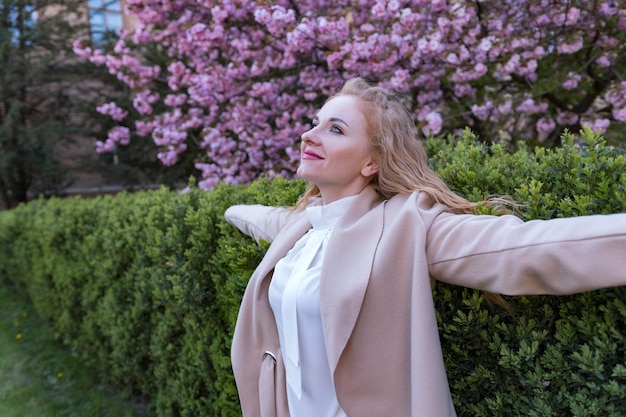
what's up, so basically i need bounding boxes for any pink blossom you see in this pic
[96,102,129,121]
[565,7,580,25]
[598,35,618,49]
[599,1,618,16]
[581,117,611,133]
[536,117,556,134]
[557,37,583,54]
[536,14,550,26]
[157,148,179,166]
[90,50,107,65]
[605,82,626,106]
[133,96,153,115]
[473,63,488,78]
[557,111,578,125]
[423,111,443,135]
[517,98,545,114]
[132,28,152,44]
[552,13,566,26]
[471,102,493,121]
[531,46,546,59]
[258,5,296,35]
[431,0,446,12]
[457,45,470,61]
[613,106,626,122]
[113,39,129,55]
[387,0,400,12]
[454,84,474,98]
[497,100,512,115]
[135,120,155,136]
[503,54,521,74]
[158,144,188,166]
[390,69,410,88]
[164,94,188,107]
[198,175,220,190]
[417,90,443,105]
[133,90,160,115]
[562,72,581,90]
[437,16,451,30]
[371,1,386,18]
[167,61,190,91]
[596,55,612,68]
[96,139,116,153]
[445,53,460,65]
[99,126,131,152]
[72,40,91,58]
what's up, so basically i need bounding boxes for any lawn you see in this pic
[0,283,149,417]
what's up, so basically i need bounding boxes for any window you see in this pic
[3,3,37,44]
[88,0,123,44]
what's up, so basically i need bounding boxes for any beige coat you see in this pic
[225,186,626,417]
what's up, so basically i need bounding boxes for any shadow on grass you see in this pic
[0,283,152,417]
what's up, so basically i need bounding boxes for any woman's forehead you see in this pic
[318,95,365,121]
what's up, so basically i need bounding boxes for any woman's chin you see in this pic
[296,167,313,181]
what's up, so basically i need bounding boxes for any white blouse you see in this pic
[268,196,356,417]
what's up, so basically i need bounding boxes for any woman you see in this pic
[225,77,626,417]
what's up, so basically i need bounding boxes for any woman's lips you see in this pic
[302,150,323,160]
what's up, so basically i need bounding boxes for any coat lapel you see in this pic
[320,186,385,374]
[251,206,315,292]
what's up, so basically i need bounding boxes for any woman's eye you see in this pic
[330,125,343,134]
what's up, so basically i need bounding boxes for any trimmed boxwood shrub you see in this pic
[0,128,625,416]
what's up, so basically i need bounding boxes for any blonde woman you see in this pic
[225,77,626,417]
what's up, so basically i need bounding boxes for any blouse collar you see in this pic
[306,195,358,230]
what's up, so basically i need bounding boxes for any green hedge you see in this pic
[1,128,625,416]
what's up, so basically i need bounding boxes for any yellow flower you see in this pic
[16,333,22,340]
[57,372,63,379]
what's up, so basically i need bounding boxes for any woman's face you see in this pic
[297,95,379,204]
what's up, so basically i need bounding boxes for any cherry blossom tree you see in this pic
[73,0,626,189]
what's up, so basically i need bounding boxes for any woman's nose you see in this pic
[301,128,318,144]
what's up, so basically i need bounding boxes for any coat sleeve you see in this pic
[426,210,626,295]
[224,204,293,244]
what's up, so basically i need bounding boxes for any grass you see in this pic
[0,283,149,417]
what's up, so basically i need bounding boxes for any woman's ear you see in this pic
[361,158,380,178]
